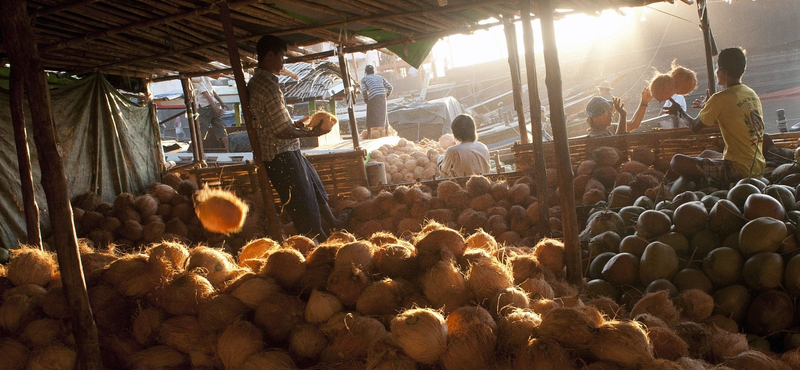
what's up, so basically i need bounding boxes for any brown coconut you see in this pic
[390,308,448,364]
[239,237,280,265]
[89,284,135,333]
[194,187,249,234]
[227,275,282,309]
[725,350,792,370]
[240,350,297,370]
[415,226,465,262]
[19,318,65,349]
[321,315,388,363]
[532,238,565,277]
[0,338,30,370]
[158,315,204,354]
[466,259,513,305]
[305,289,344,324]
[356,278,405,316]
[509,255,543,284]
[288,323,328,363]
[508,183,531,205]
[365,337,417,370]
[374,243,418,280]
[134,194,159,217]
[489,286,531,319]
[512,338,577,370]
[441,321,497,370]
[421,260,468,309]
[197,294,248,333]
[261,248,307,288]
[496,308,541,354]
[0,294,36,334]
[466,175,492,197]
[126,345,187,370]
[589,320,654,368]
[41,287,70,320]
[132,306,163,346]
[146,240,189,279]
[102,255,161,298]
[284,235,317,255]
[705,325,749,363]
[537,307,598,347]
[630,290,680,326]
[7,247,57,287]
[670,63,698,95]
[27,345,77,370]
[164,218,189,238]
[650,73,675,102]
[185,246,237,288]
[150,183,177,204]
[519,278,555,301]
[218,320,265,370]
[327,263,370,307]
[648,326,689,360]
[465,229,498,253]
[674,289,715,322]
[150,271,215,316]
[255,293,305,342]
[335,241,375,272]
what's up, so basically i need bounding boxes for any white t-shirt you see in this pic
[192,76,214,108]
[663,94,687,111]
[438,141,491,177]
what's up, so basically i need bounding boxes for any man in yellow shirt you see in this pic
[668,47,765,188]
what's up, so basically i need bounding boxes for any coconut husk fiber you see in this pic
[218,320,265,370]
[390,308,448,365]
[6,246,58,287]
[194,187,249,235]
[288,323,328,363]
[497,308,541,355]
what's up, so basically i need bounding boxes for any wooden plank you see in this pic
[0,0,103,368]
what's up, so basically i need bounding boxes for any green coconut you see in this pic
[588,231,621,257]
[726,183,761,210]
[689,229,722,261]
[618,206,645,228]
[672,268,713,294]
[764,185,796,212]
[586,211,625,237]
[656,232,690,257]
[608,186,635,208]
[743,193,786,221]
[739,217,787,256]
[745,290,795,336]
[713,284,751,323]
[601,252,639,286]
[639,241,680,286]
[636,210,672,240]
[672,201,708,236]
[708,199,747,237]
[741,252,784,291]
[702,247,743,287]
[588,252,617,280]
[586,279,621,300]
[784,254,800,296]
[619,235,649,258]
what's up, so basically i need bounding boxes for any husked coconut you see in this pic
[391,308,448,364]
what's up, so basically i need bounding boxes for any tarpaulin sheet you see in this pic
[0,73,159,248]
[388,96,464,142]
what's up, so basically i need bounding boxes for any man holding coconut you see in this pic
[667,47,765,188]
[248,35,351,242]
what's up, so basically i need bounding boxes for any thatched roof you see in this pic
[1,0,665,79]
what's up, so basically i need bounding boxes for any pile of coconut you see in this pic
[70,174,266,254]
[1,222,797,370]
[366,137,446,184]
[335,174,562,245]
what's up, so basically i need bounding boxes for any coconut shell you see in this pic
[261,248,307,288]
[239,237,280,265]
[650,73,675,102]
[227,274,281,309]
[512,338,577,370]
[305,289,343,324]
[589,320,653,368]
[284,235,316,256]
[391,308,448,364]
[674,289,714,322]
[132,306,163,346]
[217,320,265,370]
[27,345,77,370]
[7,247,57,287]
[194,187,249,235]
[322,315,388,363]
[327,263,370,307]
[289,323,328,363]
[647,326,689,360]
[102,255,161,298]
[356,278,405,316]
[630,290,680,326]
[185,246,237,288]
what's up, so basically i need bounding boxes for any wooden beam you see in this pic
[538,0,582,286]
[179,77,200,162]
[31,0,103,18]
[697,0,716,94]
[337,45,361,150]
[219,2,284,242]
[502,15,527,143]
[520,0,550,238]
[0,1,103,368]
[9,65,42,247]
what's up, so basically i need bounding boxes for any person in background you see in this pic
[439,114,491,177]
[585,87,653,137]
[361,65,393,138]
[597,80,619,121]
[667,47,765,188]
[540,106,553,141]
[248,35,351,242]
[663,93,688,128]
[192,75,230,152]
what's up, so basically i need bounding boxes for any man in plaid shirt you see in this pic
[248,35,350,242]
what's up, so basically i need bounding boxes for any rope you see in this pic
[618,3,676,99]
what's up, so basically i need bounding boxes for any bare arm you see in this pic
[666,89,708,133]
[273,121,329,139]
[201,91,223,115]
[613,97,628,134]
[627,87,654,131]
[211,90,228,110]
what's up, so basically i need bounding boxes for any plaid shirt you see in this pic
[247,68,299,161]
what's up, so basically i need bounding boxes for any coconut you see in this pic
[494,308,540,354]
[704,324,749,363]
[445,305,497,338]
[489,286,531,318]
[592,146,623,168]
[185,246,237,288]
[536,307,598,347]
[261,248,307,288]
[415,226,465,263]
[157,315,205,354]
[746,289,795,336]
[176,179,198,197]
[6,247,57,287]
[365,337,417,370]
[532,238,565,277]
[508,183,531,205]
[196,294,247,333]
[724,350,792,370]
[356,278,404,316]
[255,293,305,342]
[465,175,492,197]
[217,320,264,370]
[228,275,281,309]
[102,255,161,298]
[649,73,675,101]
[440,321,497,370]
[390,308,448,364]
[88,284,135,334]
[114,192,136,211]
[146,240,189,278]
[164,218,189,237]
[305,289,344,324]
[513,337,576,370]
[519,278,555,301]
[239,237,281,265]
[630,290,680,326]
[150,183,177,204]
[151,271,215,316]
[373,243,417,280]
[465,229,498,253]
[40,287,70,320]
[647,326,689,360]
[286,323,328,364]
[27,345,77,370]
[335,241,375,272]
[134,194,159,217]
[589,320,653,368]
[322,315,388,363]
[115,206,141,224]
[674,289,714,322]
[465,259,513,304]
[0,338,30,370]
[142,221,166,243]
[126,345,187,370]
[327,263,370,307]
[307,110,338,131]
[19,317,64,350]
[194,187,249,235]
[0,293,35,334]
[131,306,163,346]
[422,260,468,308]
[670,63,698,95]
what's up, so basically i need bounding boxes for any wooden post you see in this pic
[539,0,582,285]
[520,0,550,238]
[9,65,43,248]
[218,2,284,241]
[337,46,361,149]
[0,0,103,368]
[697,0,717,95]
[502,15,529,144]
[146,81,166,174]
[180,77,201,161]
[188,79,205,162]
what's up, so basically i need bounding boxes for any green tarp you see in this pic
[0,73,159,248]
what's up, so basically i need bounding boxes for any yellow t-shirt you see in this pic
[698,84,765,178]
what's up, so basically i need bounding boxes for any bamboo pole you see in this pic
[697,0,716,95]
[0,0,103,368]
[146,82,167,175]
[218,2,284,242]
[337,46,361,150]
[502,15,528,144]
[9,64,42,248]
[520,0,550,238]
[538,0,582,286]
[180,77,201,161]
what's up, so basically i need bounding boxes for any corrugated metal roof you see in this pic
[280,61,356,103]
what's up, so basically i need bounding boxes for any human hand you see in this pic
[641,87,653,104]
[310,123,332,136]
[294,116,310,128]
[613,97,626,115]
[692,89,709,109]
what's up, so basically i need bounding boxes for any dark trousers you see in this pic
[263,150,328,240]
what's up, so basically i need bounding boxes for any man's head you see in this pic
[717,47,747,84]
[596,81,613,95]
[586,96,613,128]
[256,35,287,73]
[365,65,375,75]
[451,114,477,143]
